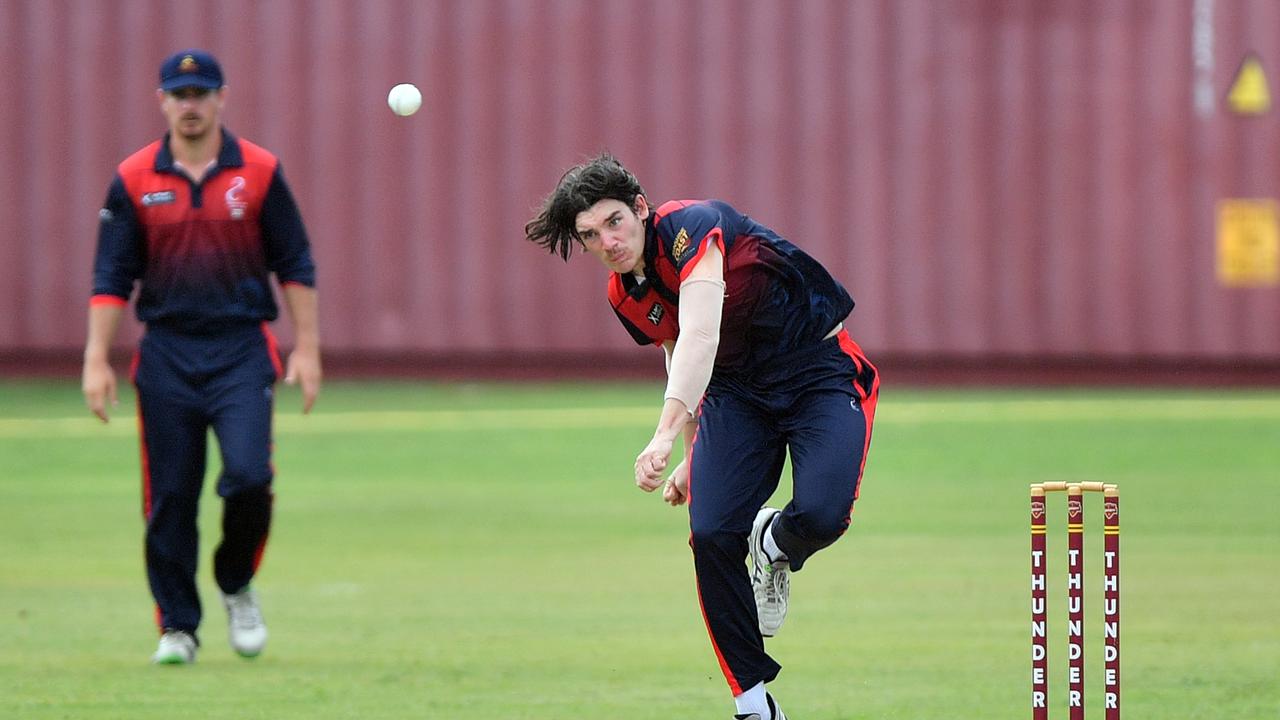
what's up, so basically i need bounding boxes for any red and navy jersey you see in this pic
[91,129,315,333]
[608,199,854,373]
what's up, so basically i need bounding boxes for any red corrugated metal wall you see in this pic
[1,0,1276,364]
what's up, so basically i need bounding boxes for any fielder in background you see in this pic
[82,49,321,665]
[525,155,879,720]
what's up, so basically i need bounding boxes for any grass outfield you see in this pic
[1,379,1277,719]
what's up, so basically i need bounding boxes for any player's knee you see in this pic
[787,507,851,546]
[217,462,273,497]
[223,484,272,518]
[224,483,271,505]
[689,524,747,559]
[222,485,272,532]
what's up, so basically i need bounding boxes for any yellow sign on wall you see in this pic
[1227,54,1271,115]
[1217,199,1279,287]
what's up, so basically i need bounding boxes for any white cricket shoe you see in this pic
[152,629,197,665]
[733,692,788,720]
[222,586,268,657]
[749,506,789,638]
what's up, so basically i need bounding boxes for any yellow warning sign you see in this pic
[1227,54,1271,115]
[1217,199,1279,287]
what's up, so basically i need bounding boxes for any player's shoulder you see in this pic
[654,199,711,222]
[232,136,280,172]
[654,199,701,218]
[653,198,740,227]
[654,200,716,238]
[117,140,165,176]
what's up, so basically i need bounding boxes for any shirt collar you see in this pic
[153,127,244,173]
[642,211,659,271]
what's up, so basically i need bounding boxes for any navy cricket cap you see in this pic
[158,49,224,91]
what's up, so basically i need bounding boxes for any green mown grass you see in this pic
[1,379,1277,719]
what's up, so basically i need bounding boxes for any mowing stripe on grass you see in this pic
[2,396,1277,439]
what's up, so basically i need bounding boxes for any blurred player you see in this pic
[525,155,878,719]
[81,49,320,665]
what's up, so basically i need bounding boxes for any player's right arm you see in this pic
[83,302,124,422]
[83,175,142,423]
[659,340,697,506]
[635,244,725,492]
[662,419,697,506]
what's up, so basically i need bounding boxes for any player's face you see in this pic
[158,86,225,141]
[576,196,650,274]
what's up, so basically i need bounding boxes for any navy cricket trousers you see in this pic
[132,323,282,635]
[687,330,878,694]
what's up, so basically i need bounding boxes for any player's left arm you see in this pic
[280,282,321,413]
[262,165,321,413]
[634,242,725,492]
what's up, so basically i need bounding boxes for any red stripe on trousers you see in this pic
[836,329,879,504]
[260,323,284,379]
[685,400,745,695]
[693,559,745,696]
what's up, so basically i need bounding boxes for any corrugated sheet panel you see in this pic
[0,0,1276,362]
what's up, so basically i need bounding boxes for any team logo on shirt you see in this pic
[646,302,665,325]
[225,176,248,219]
[671,227,690,261]
[141,190,176,206]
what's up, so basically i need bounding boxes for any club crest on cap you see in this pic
[160,49,223,90]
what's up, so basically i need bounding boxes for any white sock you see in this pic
[763,517,788,566]
[734,682,769,718]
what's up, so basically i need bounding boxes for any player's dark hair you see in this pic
[524,153,646,260]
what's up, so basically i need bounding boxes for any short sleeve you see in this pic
[656,202,728,282]
[91,175,143,300]
[261,165,316,286]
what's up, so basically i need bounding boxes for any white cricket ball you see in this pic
[387,83,422,116]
